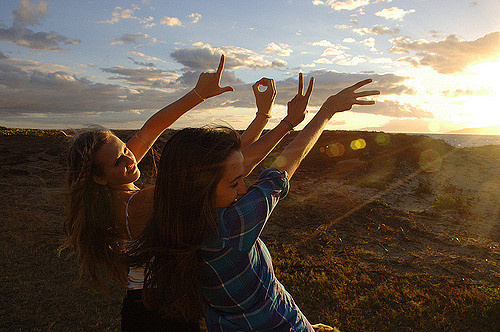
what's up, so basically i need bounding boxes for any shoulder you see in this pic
[125,186,154,238]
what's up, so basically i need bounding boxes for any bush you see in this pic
[433,194,471,213]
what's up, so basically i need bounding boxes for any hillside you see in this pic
[0,127,498,331]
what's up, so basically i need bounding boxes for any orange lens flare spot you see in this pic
[325,142,345,157]
[419,149,442,172]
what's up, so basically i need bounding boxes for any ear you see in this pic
[92,175,107,186]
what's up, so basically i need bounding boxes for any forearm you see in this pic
[240,113,270,149]
[127,89,204,162]
[273,107,331,179]
[241,121,292,176]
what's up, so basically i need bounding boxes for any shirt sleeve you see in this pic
[211,168,288,252]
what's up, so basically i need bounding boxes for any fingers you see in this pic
[354,100,376,105]
[350,78,373,91]
[216,54,225,79]
[304,77,314,100]
[298,73,303,95]
[355,90,380,97]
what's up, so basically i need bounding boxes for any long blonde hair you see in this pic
[61,129,127,291]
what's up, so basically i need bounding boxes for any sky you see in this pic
[0,0,499,133]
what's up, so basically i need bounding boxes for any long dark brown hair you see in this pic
[61,129,128,291]
[128,126,241,322]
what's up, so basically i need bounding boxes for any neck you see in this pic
[108,182,138,191]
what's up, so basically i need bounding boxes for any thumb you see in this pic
[220,86,234,93]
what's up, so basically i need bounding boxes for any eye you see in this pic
[231,182,238,188]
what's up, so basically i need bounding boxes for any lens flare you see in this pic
[375,133,390,146]
[350,139,366,150]
[274,155,287,168]
[326,142,345,157]
[419,149,442,172]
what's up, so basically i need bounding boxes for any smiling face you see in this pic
[93,135,140,188]
[215,150,247,208]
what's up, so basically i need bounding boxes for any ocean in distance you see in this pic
[410,133,500,148]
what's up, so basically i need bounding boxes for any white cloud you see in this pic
[313,0,370,11]
[0,0,80,51]
[188,13,202,23]
[99,6,139,24]
[161,16,182,26]
[170,43,288,70]
[111,33,159,45]
[343,38,356,43]
[375,7,415,20]
[389,31,500,74]
[263,42,293,57]
[361,37,376,51]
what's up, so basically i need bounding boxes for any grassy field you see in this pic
[1,128,499,331]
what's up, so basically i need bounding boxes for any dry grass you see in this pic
[1,128,498,331]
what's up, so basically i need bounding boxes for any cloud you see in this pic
[111,33,159,45]
[188,13,202,23]
[0,0,81,51]
[390,31,500,74]
[170,43,287,70]
[353,25,399,35]
[375,7,415,20]
[441,88,494,97]
[362,118,460,133]
[263,42,293,57]
[312,0,370,11]
[101,66,179,88]
[161,16,182,26]
[99,6,139,24]
[361,37,376,51]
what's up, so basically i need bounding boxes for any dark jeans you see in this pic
[120,289,200,332]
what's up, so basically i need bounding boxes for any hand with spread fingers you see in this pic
[193,54,234,100]
[252,77,276,118]
[322,78,380,116]
[284,73,315,127]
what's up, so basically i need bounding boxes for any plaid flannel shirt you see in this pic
[199,168,314,331]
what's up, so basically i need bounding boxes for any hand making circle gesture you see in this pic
[252,78,276,117]
[193,54,234,100]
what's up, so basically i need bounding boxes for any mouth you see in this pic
[127,164,137,173]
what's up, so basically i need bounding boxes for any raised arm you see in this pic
[272,79,379,179]
[242,73,313,176]
[239,78,276,149]
[127,55,234,163]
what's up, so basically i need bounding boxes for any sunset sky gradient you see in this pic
[1,0,499,132]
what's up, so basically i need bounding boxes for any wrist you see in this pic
[255,111,271,119]
[320,105,335,118]
[280,119,294,132]
[191,88,206,102]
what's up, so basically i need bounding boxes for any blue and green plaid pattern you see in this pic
[200,168,314,331]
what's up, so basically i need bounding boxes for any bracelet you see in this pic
[133,133,152,147]
[256,111,271,119]
[281,119,294,131]
[192,89,205,101]
[322,105,334,117]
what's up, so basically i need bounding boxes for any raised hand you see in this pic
[284,73,314,127]
[322,79,379,115]
[193,54,234,100]
[252,78,276,117]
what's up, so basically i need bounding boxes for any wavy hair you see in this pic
[61,129,128,291]
[128,126,241,322]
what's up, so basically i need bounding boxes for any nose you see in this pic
[238,181,247,195]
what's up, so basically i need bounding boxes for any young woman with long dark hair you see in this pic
[62,55,298,330]
[129,76,380,330]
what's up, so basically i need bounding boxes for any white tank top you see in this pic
[125,192,145,290]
